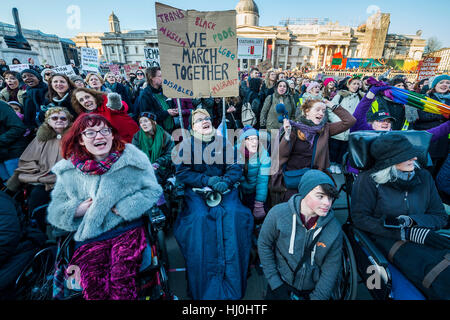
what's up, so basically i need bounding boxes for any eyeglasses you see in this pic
[81,127,112,139]
[245,136,258,142]
[50,116,68,121]
[193,117,211,125]
[136,73,144,76]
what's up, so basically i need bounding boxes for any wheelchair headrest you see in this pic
[347,130,433,170]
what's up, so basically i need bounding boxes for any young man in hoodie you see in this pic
[258,169,343,300]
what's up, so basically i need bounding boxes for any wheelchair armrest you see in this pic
[351,227,389,268]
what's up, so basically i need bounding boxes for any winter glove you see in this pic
[211,181,228,194]
[207,176,221,187]
[369,85,391,96]
[253,201,266,219]
[402,227,450,250]
[396,215,414,228]
[270,283,291,300]
[106,92,123,110]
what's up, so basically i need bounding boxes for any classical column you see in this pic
[262,39,267,61]
[271,41,276,66]
[322,45,328,68]
[314,45,320,70]
[284,45,289,70]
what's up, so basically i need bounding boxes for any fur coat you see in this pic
[7,123,68,192]
[47,144,163,242]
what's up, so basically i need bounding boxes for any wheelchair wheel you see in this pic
[331,233,358,300]
[14,246,56,300]
[157,229,169,269]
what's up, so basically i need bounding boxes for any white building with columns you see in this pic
[235,0,426,71]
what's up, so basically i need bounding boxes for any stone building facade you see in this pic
[72,12,158,65]
[235,0,426,70]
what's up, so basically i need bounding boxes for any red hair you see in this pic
[61,113,125,159]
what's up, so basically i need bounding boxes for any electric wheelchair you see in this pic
[340,130,450,300]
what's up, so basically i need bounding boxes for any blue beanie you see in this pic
[431,74,450,90]
[239,125,258,143]
[298,170,335,195]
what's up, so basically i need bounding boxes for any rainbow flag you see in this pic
[389,86,450,116]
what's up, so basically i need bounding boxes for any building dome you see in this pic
[108,11,121,33]
[235,0,259,16]
[235,0,259,26]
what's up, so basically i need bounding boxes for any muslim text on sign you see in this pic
[52,65,76,77]
[155,2,238,98]
[417,57,441,81]
[237,38,264,60]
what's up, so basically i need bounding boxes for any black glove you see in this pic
[403,227,450,250]
[207,176,221,187]
[270,284,291,300]
[211,181,228,194]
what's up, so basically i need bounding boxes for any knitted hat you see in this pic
[298,170,335,195]
[41,68,54,79]
[306,81,321,93]
[370,133,421,171]
[21,68,42,82]
[323,78,335,87]
[70,75,84,83]
[430,74,450,90]
[239,125,258,143]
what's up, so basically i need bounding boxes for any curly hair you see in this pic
[44,106,74,123]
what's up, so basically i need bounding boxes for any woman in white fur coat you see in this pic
[47,113,162,300]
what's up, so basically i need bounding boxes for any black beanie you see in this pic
[370,133,421,171]
[21,68,42,82]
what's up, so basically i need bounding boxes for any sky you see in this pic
[0,0,449,46]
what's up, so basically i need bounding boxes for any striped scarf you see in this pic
[71,151,121,175]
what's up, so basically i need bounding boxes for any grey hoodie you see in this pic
[258,193,343,300]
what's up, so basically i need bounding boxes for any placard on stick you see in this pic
[155,2,239,98]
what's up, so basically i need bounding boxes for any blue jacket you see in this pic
[236,143,271,202]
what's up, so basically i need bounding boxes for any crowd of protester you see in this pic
[0,56,449,300]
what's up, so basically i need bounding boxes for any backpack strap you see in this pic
[422,253,450,289]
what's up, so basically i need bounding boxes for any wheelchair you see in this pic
[13,205,175,300]
[340,130,449,300]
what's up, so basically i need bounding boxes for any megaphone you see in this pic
[276,103,288,123]
[206,191,222,208]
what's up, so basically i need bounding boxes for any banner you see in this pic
[8,64,29,73]
[155,2,239,98]
[417,57,441,81]
[331,52,346,70]
[144,47,161,68]
[52,65,76,77]
[81,47,99,73]
[237,38,264,60]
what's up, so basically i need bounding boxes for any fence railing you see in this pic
[303,70,419,82]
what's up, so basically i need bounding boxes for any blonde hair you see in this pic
[103,72,116,82]
[371,162,420,185]
[85,73,104,86]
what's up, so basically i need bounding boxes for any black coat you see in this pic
[138,86,173,127]
[0,191,46,292]
[413,92,449,160]
[351,168,448,241]
[23,82,48,129]
[0,101,28,162]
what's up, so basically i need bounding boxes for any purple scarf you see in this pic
[71,151,121,175]
[288,116,326,147]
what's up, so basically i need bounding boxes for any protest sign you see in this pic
[237,38,263,60]
[257,59,272,74]
[155,2,239,98]
[81,47,99,73]
[144,47,160,68]
[108,64,121,75]
[9,64,29,73]
[123,63,141,76]
[52,65,76,77]
[417,57,441,81]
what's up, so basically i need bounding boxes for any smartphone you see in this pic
[383,216,401,229]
